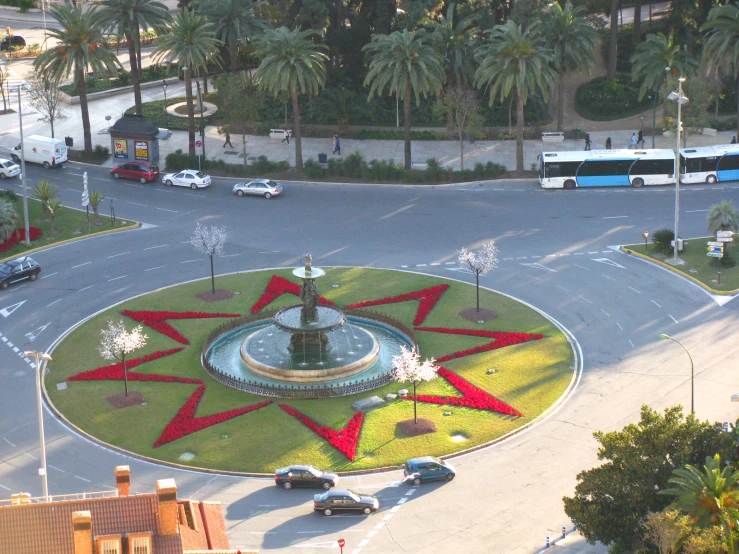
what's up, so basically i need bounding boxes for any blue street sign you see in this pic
[708,246,724,253]
[707,252,724,258]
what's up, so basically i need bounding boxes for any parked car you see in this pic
[0,158,21,179]
[111,161,160,183]
[233,179,283,199]
[403,456,456,485]
[0,35,26,51]
[0,256,41,290]
[161,169,211,189]
[11,135,67,168]
[313,489,379,516]
[275,465,338,490]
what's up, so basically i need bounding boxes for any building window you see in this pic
[100,539,120,554]
[131,536,150,554]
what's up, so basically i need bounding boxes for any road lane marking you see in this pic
[72,262,91,268]
[108,275,127,281]
[40,272,58,279]
[46,299,62,307]
[651,299,662,308]
[629,339,635,348]
[615,322,623,330]
[556,285,570,292]
[48,465,64,472]
[669,314,679,324]
[602,274,617,281]
[156,207,178,213]
[686,209,709,212]
[572,264,591,271]
[143,244,169,250]
[78,285,94,292]
[125,200,147,207]
[107,252,131,258]
[0,483,10,491]
[2,437,15,447]
[145,266,165,272]
[75,475,91,483]
[180,259,200,264]
[602,215,628,219]
[601,309,610,317]
[578,295,592,304]
[628,286,641,294]
[93,177,112,182]
[24,452,37,460]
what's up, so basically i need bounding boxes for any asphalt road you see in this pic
[2,162,739,553]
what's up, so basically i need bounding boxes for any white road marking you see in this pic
[578,295,592,304]
[75,475,91,483]
[430,262,441,266]
[602,274,617,281]
[180,259,200,264]
[686,209,709,212]
[531,255,541,258]
[78,285,94,292]
[592,258,626,269]
[46,299,62,307]
[0,483,10,491]
[107,252,131,258]
[40,272,58,279]
[397,497,407,504]
[628,286,641,294]
[600,309,610,317]
[0,300,26,318]
[48,465,64,472]
[602,215,628,219]
[374,522,385,530]
[502,257,513,261]
[556,285,570,292]
[651,299,662,308]
[587,251,599,254]
[521,263,556,272]
[416,264,427,267]
[558,253,570,256]
[366,530,377,538]
[615,322,623,330]
[390,505,401,512]
[629,339,635,348]
[145,266,165,272]
[573,252,584,255]
[143,244,169,250]
[124,183,145,189]
[401,265,408,268]
[71,262,91,268]
[445,261,456,264]
[222,253,241,257]
[517,256,528,259]
[125,200,147,207]
[93,177,112,182]
[383,514,393,521]
[572,264,591,271]
[669,314,679,324]
[153,189,175,194]
[358,540,369,547]
[24,452,37,460]
[108,275,127,281]
[156,207,178,213]
[67,172,83,177]
[2,437,15,447]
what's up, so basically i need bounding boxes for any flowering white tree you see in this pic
[98,320,148,397]
[392,345,439,424]
[458,240,499,312]
[189,223,227,293]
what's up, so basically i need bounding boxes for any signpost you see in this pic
[338,538,345,554]
[196,139,203,171]
[707,239,725,284]
[717,231,733,237]
[81,173,89,230]
[643,231,650,253]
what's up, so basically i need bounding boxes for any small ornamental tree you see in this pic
[392,345,439,424]
[189,223,227,293]
[98,319,148,396]
[458,240,499,312]
[28,75,68,138]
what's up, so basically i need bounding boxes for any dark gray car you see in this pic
[0,256,41,290]
[275,465,338,490]
[313,489,379,516]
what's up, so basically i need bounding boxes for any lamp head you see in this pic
[161,80,168,89]
[677,96,689,105]
[659,334,671,340]
[667,91,679,101]
[678,77,686,83]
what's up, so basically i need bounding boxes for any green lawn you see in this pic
[0,194,138,261]
[47,268,575,473]
[625,237,739,292]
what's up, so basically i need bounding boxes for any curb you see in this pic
[42,266,581,478]
[621,246,739,295]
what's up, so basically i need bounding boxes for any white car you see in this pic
[161,169,211,189]
[233,179,283,199]
[0,158,20,179]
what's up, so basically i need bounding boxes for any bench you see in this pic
[702,128,718,136]
[269,129,291,140]
[541,132,565,142]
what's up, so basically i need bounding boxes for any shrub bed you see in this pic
[61,64,178,96]
[575,74,652,121]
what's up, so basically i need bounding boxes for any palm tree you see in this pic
[196,0,268,73]
[47,199,62,236]
[89,190,105,223]
[254,27,328,172]
[702,4,739,139]
[152,9,221,158]
[543,1,598,132]
[364,29,445,171]
[475,21,557,177]
[99,0,171,115]
[630,32,697,116]
[34,1,119,156]
[707,201,739,234]
[660,454,739,553]
[607,0,618,80]
[428,3,477,90]
[32,179,59,222]
[0,199,20,245]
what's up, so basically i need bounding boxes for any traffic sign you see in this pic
[707,241,723,247]
[717,231,733,238]
[195,140,203,148]
[707,252,724,258]
[718,237,734,242]
[708,246,724,253]
[642,231,650,240]
[338,538,345,548]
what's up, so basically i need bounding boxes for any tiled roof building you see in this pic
[0,466,255,554]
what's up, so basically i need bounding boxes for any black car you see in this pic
[275,465,338,490]
[0,35,26,51]
[403,456,456,485]
[313,489,379,516]
[0,256,41,290]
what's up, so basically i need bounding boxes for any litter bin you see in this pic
[64,136,73,147]
[572,129,581,140]
[318,152,327,164]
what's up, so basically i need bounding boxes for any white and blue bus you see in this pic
[679,144,739,184]
[538,149,676,189]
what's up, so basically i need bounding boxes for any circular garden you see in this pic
[46,268,576,473]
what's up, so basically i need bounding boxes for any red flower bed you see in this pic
[345,284,449,325]
[279,404,364,461]
[121,310,240,344]
[0,226,42,252]
[250,275,335,313]
[415,327,544,362]
[68,348,191,382]
[406,366,522,417]
[154,386,272,447]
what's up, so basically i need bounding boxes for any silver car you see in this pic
[0,158,21,179]
[233,179,283,199]
[161,169,211,189]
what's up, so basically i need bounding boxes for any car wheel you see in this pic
[237,190,244,197]
[30,272,38,281]
[165,180,173,186]
[323,508,332,516]
[140,177,147,184]
[43,161,50,169]
[707,175,718,184]
[413,478,422,486]
[264,192,272,199]
[363,507,372,515]
[445,473,455,482]
[0,281,8,290]
[191,183,198,190]
[0,173,6,180]
[322,482,331,490]
[11,155,19,163]
[282,482,292,490]
[631,178,644,188]
[563,180,576,190]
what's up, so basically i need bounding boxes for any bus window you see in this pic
[701,157,718,172]
[632,159,672,175]
[544,163,560,178]
[579,160,630,177]
[718,154,739,172]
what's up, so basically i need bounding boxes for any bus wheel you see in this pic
[563,180,576,190]
[632,178,644,188]
[706,175,717,184]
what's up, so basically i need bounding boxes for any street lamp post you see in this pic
[659,334,694,414]
[196,79,205,171]
[23,350,52,501]
[639,114,645,147]
[667,76,689,264]
[161,80,169,129]
[12,85,30,245]
[648,93,657,149]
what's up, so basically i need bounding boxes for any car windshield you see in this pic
[266,180,279,187]
[149,164,158,172]
[2,161,13,168]
[307,467,322,477]
[347,491,360,502]
[0,262,18,273]
[196,172,208,178]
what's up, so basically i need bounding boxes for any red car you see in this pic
[111,161,160,183]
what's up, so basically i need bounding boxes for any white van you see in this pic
[11,135,68,168]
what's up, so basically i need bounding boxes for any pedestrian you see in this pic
[732,136,737,144]
[629,133,637,149]
[584,133,591,151]
[282,129,290,144]
[332,135,341,155]
[223,131,233,148]
[637,129,644,147]
[605,137,612,149]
